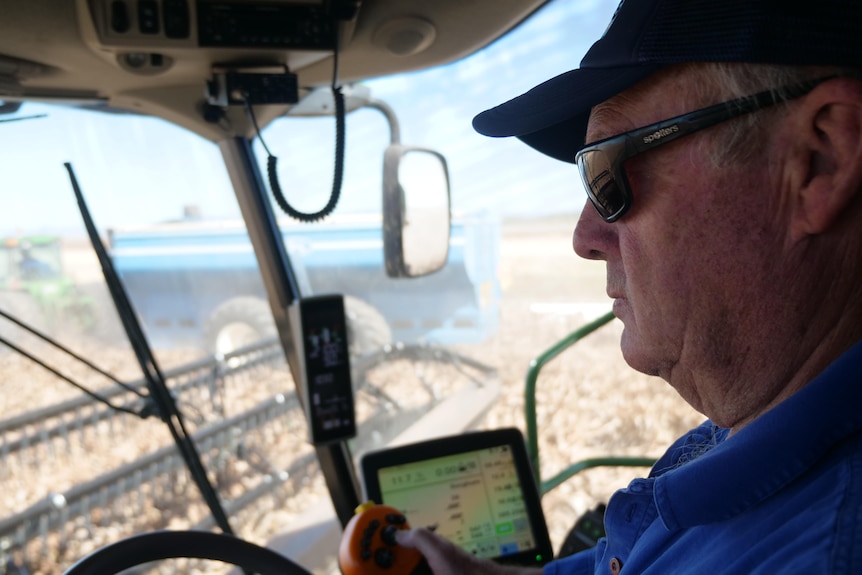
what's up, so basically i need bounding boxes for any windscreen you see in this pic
[0,2,704,573]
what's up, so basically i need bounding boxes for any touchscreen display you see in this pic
[375,444,537,560]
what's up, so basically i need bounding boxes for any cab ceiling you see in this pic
[0,0,548,140]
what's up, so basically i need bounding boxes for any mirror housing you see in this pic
[382,145,451,278]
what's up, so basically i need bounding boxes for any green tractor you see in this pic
[0,235,96,335]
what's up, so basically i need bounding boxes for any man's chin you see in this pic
[619,330,662,378]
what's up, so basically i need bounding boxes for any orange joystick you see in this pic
[339,501,428,575]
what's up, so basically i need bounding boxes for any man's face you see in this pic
[572,69,789,421]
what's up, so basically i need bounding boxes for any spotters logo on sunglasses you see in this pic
[643,125,679,144]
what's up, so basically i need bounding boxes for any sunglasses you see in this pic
[575,76,832,223]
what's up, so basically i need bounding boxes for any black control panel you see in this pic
[198,1,337,49]
[290,295,356,445]
[97,0,360,49]
[108,0,191,38]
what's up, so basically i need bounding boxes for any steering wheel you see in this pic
[61,530,313,575]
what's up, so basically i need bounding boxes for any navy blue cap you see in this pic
[473,0,862,163]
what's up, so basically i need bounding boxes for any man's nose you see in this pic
[573,201,613,261]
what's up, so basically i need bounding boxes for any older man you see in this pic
[396,0,862,573]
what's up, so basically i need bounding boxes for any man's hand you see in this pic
[395,528,542,575]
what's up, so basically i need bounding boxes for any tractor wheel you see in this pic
[343,295,392,359]
[203,296,277,358]
[202,294,392,362]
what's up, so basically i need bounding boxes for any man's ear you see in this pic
[789,78,862,238]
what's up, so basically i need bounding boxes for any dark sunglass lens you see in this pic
[577,149,626,220]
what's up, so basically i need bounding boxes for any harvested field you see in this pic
[0,215,704,571]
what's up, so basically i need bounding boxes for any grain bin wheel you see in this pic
[204,296,276,357]
[343,295,392,359]
[203,295,390,361]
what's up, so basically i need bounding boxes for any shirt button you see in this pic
[609,557,623,574]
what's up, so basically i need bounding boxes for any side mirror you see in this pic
[382,145,451,278]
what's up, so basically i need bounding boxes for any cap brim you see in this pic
[472,64,661,163]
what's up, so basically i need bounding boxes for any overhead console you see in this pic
[86,0,361,51]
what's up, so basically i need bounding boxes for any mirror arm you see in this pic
[365,98,401,144]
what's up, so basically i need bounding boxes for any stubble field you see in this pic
[0,215,704,568]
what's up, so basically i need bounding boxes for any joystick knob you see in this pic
[339,502,428,575]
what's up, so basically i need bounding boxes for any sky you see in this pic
[0,0,618,237]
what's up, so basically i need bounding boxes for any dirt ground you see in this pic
[0,215,705,569]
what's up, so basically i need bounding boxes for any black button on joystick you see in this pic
[381,524,399,546]
[374,547,395,568]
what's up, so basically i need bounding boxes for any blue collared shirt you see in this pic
[545,341,862,574]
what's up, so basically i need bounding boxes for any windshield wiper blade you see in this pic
[64,162,237,538]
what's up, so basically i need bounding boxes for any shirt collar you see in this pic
[653,340,862,530]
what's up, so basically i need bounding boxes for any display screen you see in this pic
[297,295,355,444]
[361,429,552,565]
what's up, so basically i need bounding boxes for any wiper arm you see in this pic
[0,307,150,417]
[64,162,237,539]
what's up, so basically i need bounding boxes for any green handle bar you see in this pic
[523,310,656,494]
